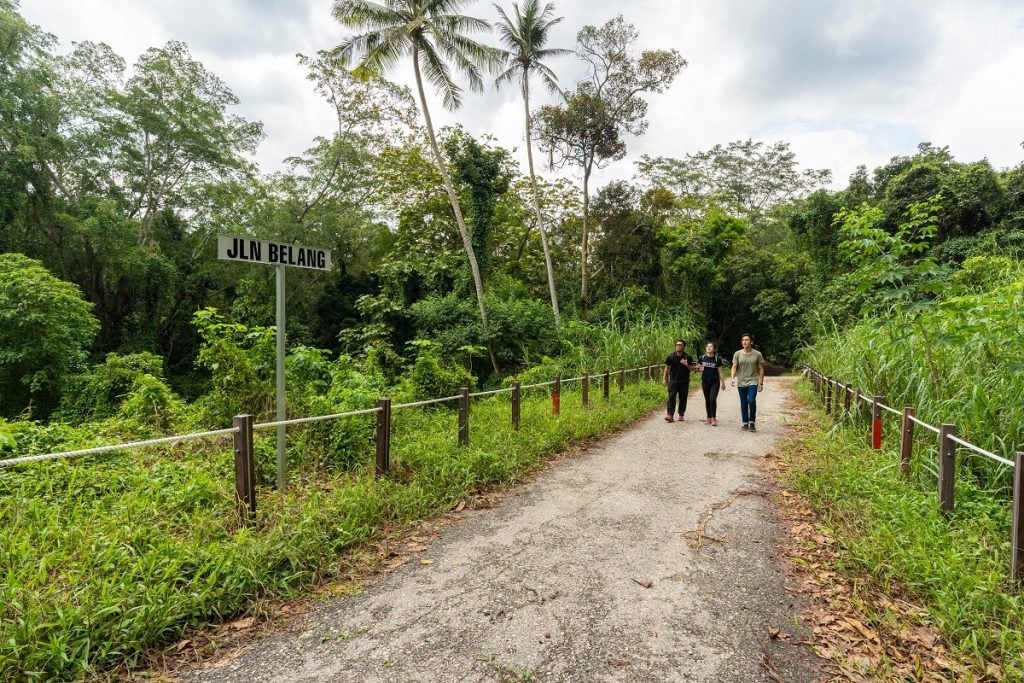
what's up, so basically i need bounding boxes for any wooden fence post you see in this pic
[844,383,852,416]
[1012,452,1024,584]
[603,370,610,400]
[375,398,391,477]
[900,407,915,479]
[458,387,470,445]
[825,378,833,415]
[233,414,255,525]
[871,396,883,449]
[553,376,561,416]
[938,423,956,514]
[582,372,589,407]
[511,381,521,431]
[619,368,625,393]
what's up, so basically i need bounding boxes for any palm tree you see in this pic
[333,0,501,370]
[494,0,568,325]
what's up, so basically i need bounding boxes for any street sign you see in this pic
[216,234,333,491]
[217,235,332,271]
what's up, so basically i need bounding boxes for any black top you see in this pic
[697,354,725,383]
[665,352,694,384]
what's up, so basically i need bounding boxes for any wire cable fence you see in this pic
[801,364,1024,584]
[1,361,666,523]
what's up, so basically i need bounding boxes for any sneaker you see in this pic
[705,418,712,425]
[678,414,685,421]
[741,423,749,431]
[749,423,757,432]
[711,418,718,426]
[665,415,674,422]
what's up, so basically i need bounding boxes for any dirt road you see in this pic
[185,377,821,682]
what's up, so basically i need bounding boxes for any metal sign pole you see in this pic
[276,264,287,490]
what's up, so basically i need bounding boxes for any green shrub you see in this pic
[59,352,168,422]
[398,340,476,400]
[0,253,99,418]
[117,374,184,432]
[192,308,276,424]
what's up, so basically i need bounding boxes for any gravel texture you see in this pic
[184,376,821,682]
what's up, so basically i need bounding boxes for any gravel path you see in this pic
[184,376,822,682]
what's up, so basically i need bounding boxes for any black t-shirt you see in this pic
[665,352,694,384]
[698,354,725,383]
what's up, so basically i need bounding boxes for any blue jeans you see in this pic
[738,385,758,425]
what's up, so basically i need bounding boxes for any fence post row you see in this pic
[375,398,391,477]
[1013,452,1024,584]
[552,376,561,416]
[233,414,256,525]
[900,407,915,479]
[938,423,957,514]
[582,372,590,407]
[458,387,470,446]
[511,381,521,431]
[603,370,610,400]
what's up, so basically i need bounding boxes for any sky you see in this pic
[20,0,1024,190]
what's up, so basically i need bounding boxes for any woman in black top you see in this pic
[697,342,726,426]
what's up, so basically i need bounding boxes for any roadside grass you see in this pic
[783,380,1024,679]
[0,381,663,681]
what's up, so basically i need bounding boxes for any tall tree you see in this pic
[534,15,685,308]
[333,0,502,371]
[637,139,832,222]
[493,0,569,324]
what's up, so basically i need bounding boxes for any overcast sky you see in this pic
[21,0,1024,189]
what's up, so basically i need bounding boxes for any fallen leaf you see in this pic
[648,629,658,638]
[843,617,879,642]
[454,500,466,512]
[768,627,781,639]
[227,617,255,631]
[420,559,433,565]
[607,658,631,667]
[631,578,653,588]
[175,639,193,652]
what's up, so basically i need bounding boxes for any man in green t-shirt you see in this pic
[730,333,765,432]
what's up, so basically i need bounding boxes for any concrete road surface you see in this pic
[184,376,822,682]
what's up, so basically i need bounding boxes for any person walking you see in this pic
[663,339,695,422]
[697,342,726,426]
[730,333,765,432]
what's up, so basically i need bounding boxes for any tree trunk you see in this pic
[412,50,499,374]
[522,79,560,326]
[581,163,591,312]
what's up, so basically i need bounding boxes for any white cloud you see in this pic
[18,0,1024,188]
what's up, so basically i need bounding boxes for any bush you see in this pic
[0,253,99,418]
[192,308,276,425]
[59,352,168,422]
[398,340,475,400]
[116,374,184,432]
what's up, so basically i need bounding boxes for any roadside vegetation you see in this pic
[783,387,1023,679]
[0,370,667,680]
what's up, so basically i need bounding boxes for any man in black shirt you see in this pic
[662,339,695,422]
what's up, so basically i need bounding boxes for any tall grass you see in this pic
[801,274,1024,489]
[0,380,664,680]
[518,306,701,384]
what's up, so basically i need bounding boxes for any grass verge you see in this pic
[0,381,663,681]
[781,380,1023,680]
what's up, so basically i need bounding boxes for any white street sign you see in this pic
[217,235,332,271]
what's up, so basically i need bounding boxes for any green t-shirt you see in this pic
[731,349,764,387]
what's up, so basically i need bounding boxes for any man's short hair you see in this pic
[675,339,685,346]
